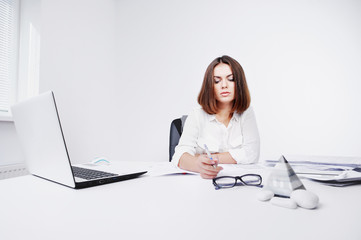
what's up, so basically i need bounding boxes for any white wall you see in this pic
[0,121,24,165]
[14,0,361,164]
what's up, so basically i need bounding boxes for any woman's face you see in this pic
[213,63,235,106]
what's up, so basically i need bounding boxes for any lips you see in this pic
[220,92,230,97]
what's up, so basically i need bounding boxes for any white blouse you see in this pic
[171,106,260,166]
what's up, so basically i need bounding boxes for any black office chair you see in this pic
[169,115,188,161]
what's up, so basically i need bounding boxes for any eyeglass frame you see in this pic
[212,174,262,190]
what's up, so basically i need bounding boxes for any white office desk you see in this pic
[1,162,361,240]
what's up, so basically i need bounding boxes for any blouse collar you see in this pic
[208,112,241,122]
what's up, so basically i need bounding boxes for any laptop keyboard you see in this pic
[72,166,117,180]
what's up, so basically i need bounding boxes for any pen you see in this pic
[204,144,217,169]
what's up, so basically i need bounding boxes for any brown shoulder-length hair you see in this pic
[197,55,251,115]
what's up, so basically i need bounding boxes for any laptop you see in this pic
[11,91,147,189]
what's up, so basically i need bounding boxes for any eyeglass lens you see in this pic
[214,177,237,188]
[240,175,262,186]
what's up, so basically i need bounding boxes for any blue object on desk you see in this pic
[92,157,110,165]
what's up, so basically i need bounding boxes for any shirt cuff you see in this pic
[171,147,195,167]
[229,148,259,164]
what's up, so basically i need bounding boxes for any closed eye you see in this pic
[227,74,234,81]
[214,77,221,84]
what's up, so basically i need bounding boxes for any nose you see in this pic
[221,79,228,88]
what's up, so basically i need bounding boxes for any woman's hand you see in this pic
[195,154,223,179]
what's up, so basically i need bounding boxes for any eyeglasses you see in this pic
[212,174,262,190]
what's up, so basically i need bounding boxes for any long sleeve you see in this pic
[171,109,200,167]
[228,107,260,164]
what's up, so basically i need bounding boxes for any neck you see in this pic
[216,102,233,117]
[215,102,233,126]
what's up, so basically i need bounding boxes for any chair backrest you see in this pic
[169,115,187,161]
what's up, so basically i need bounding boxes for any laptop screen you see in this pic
[11,91,76,188]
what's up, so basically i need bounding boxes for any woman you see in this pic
[171,55,260,179]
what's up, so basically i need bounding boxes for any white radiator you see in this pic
[0,163,28,180]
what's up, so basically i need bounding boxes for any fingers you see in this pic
[200,166,223,179]
[196,154,223,179]
[199,154,217,166]
[197,155,216,170]
[199,164,223,179]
